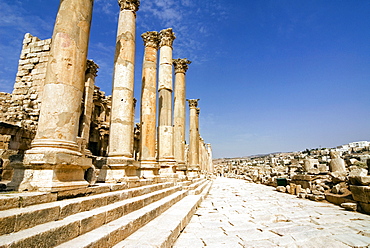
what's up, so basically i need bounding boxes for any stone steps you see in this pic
[115,180,213,248]
[0,183,180,247]
[0,182,174,235]
[0,178,211,248]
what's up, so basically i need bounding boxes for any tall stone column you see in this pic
[139,31,160,178]
[157,28,177,177]
[173,58,191,176]
[79,60,99,154]
[104,0,140,183]
[187,99,200,178]
[8,0,94,191]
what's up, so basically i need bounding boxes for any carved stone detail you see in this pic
[118,0,140,12]
[159,28,176,48]
[173,58,191,74]
[141,31,159,49]
[187,99,199,108]
[86,60,99,77]
[196,107,200,116]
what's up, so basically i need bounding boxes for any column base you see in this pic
[158,159,178,178]
[186,166,200,180]
[97,157,139,183]
[7,147,92,192]
[139,160,160,179]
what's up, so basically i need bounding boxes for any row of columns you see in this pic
[9,0,212,191]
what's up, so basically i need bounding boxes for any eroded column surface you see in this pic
[104,0,140,182]
[139,31,160,178]
[187,99,200,178]
[157,28,177,177]
[173,58,191,175]
[8,0,94,191]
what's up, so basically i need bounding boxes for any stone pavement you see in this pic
[174,177,370,248]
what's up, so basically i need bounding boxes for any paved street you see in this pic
[174,177,370,248]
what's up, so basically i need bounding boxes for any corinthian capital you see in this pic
[141,31,159,49]
[86,60,99,77]
[173,58,192,74]
[187,99,199,108]
[159,28,176,48]
[118,0,140,12]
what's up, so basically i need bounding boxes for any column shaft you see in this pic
[173,58,191,173]
[9,0,94,191]
[102,0,140,183]
[157,28,177,177]
[80,60,98,153]
[188,99,200,177]
[109,8,136,158]
[139,31,159,178]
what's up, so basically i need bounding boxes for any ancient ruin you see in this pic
[1,0,370,247]
[214,141,370,215]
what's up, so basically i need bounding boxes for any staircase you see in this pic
[0,178,212,248]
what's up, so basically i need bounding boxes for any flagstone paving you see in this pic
[174,177,370,248]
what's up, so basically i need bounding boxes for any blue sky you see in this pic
[1,0,370,158]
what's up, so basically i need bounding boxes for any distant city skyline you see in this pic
[1,0,370,158]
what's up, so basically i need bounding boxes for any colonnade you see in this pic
[9,0,213,191]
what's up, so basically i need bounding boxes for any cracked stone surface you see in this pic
[174,177,370,248]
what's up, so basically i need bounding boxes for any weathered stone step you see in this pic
[184,178,206,191]
[0,185,181,247]
[115,180,213,248]
[190,179,211,195]
[0,182,174,235]
[55,190,189,248]
[0,179,155,211]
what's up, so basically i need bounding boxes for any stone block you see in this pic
[16,70,29,77]
[349,176,370,186]
[341,202,357,211]
[81,196,107,212]
[80,212,106,234]
[0,195,19,211]
[59,201,81,219]
[29,57,40,64]
[15,205,60,232]
[358,202,370,214]
[350,185,370,203]
[106,205,125,223]
[18,192,57,207]
[0,214,16,235]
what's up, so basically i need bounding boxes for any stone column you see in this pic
[104,0,140,183]
[139,31,160,178]
[157,28,177,177]
[173,58,191,176]
[8,0,94,191]
[80,60,99,154]
[206,143,214,173]
[187,99,200,178]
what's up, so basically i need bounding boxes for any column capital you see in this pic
[187,99,199,108]
[86,59,99,77]
[141,31,160,49]
[173,58,191,74]
[159,28,176,48]
[118,0,140,12]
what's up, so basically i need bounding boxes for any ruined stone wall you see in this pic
[0,93,12,122]
[6,33,51,131]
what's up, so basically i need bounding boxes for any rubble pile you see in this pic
[214,142,370,214]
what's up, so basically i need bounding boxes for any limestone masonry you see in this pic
[1,0,369,247]
[0,0,213,192]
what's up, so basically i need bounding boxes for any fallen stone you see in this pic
[341,202,357,211]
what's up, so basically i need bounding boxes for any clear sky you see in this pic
[1,0,370,158]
